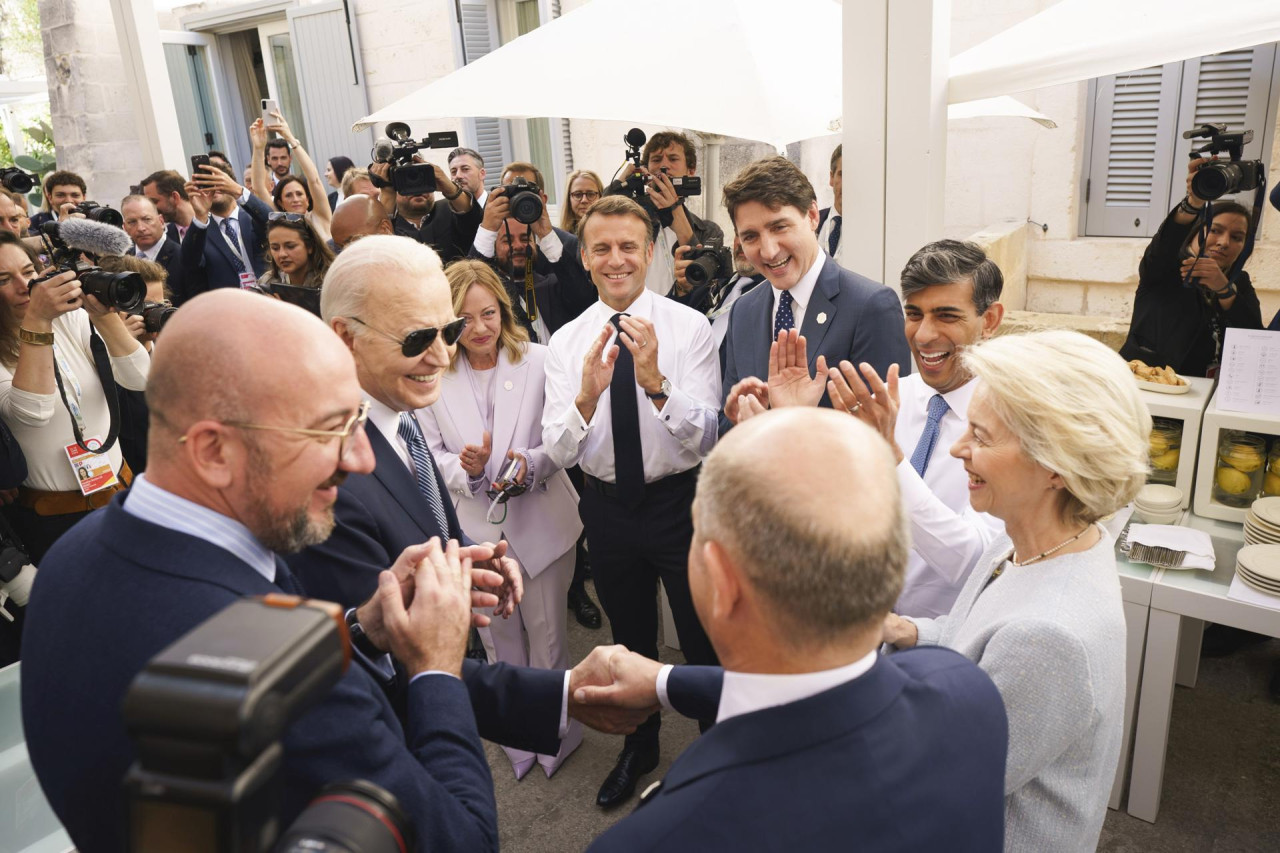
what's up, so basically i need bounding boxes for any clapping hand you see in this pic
[826,360,905,463]
[723,376,769,425]
[460,431,492,477]
[767,329,828,409]
[462,540,523,619]
[374,537,473,678]
[575,324,619,421]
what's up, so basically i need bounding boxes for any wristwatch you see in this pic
[645,377,672,400]
[344,607,382,658]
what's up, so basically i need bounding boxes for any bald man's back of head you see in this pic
[695,408,907,643]
[331,195,389,249]
[145,290,353,462]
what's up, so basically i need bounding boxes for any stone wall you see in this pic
[37,0,146,208]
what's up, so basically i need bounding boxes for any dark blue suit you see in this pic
[128,223,186,303]
[20,495,564,853]
[286,423,473,608]
[590,649,1008,852]
[720,257,911,433]
[178,195,272,301]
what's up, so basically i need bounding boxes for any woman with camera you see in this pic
[0,232,148,562]
[249,114,334,242]
[257,214,335,291]
[417,259,584,781]
[1120,157,1263,377]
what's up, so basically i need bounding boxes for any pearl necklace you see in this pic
[1010,526,1092,567]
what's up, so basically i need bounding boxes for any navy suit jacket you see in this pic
[590,649,1008,852]
[178,195,272,301]
[20,495,568,852]
[720,257,911,433]
[129,223,186,305]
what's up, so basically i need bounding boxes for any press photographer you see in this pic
[605,130,723,294]
[0,224,148,563]
[1120,124,1265,377]
[369,122,480,263]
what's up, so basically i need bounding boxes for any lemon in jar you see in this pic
[1216,466,1253,495]
[1149,434,1170,457]
[1265,470,1280,496]
[1223,447,1264,472]
[1151,448,1180,471]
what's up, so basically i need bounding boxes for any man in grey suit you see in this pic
[719,156,910,432]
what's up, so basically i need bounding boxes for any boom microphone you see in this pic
[44,218,134,257]
[371,137,395,164]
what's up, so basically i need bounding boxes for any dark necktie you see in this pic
[609,313,645,508]
[774,290,795,340]
[909,394,950,477]
[397,412,452,536]
[221,218,248,274]
[828,214,842,256]
[273,556,304,595]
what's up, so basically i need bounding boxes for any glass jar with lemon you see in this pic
[1265,441,1280,498]
[1147,417,1182,485]
[1213,431,1266,507]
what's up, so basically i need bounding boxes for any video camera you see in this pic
[36,221,146,313]
[618,128,701,204]
[0,166,35,194]
[123,595,413,853]
[1184,123,1264,200]
[371,122,460,197]
[495,177,543,225]
[684,237,733,287]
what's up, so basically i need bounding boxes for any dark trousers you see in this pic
[565,465,589,592]
[579,468,718,750]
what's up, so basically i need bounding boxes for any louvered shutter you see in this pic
[1166,44,1278,211]
[457,2,511,188]
[287,2,374,170]
[552,0,574,172]
[1082,64,1182,237]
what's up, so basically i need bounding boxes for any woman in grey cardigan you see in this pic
[881,330,1151,852]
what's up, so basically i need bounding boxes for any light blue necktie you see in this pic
[909,394,950,478]
[774,290,795,340]
[397,413,451,536]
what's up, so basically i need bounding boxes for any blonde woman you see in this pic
[871,330,1150,852]
[559,169,604,234]
[417,259,583,780]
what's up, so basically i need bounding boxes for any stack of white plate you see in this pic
[1235,544,1280,597]
[1133,484,1183,524]
[1243,497,1280,546]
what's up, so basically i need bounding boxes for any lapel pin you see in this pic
[504,380,514,391]
[816,312,828,325]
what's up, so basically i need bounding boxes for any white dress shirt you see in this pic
[817,211,842,258]
[644,225,678,294]
[770,252,825,333]
[708,274,760,348]
[543,288,720,482]
[366,396,413,470]
[134,232,167,262]
[892,373,1004,618]
[655,649,878,723]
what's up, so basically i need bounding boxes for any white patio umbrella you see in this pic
[950,0,1280,103]
[353,0,1056,146]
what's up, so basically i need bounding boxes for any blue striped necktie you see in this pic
[909,394,950,477]
[397,412,452,536]
[220,218,248,274]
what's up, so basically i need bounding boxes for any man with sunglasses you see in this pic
[471,162,596,337]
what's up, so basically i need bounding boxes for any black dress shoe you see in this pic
[596,746,659,808]
[568,586,602,630]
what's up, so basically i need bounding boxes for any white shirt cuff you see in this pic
[473,225,498,258]
[192,216,210,229]
[237,187,252,205]
[409,670,461,684]
[540,229,564,262]
[559,670,571,737]
[656,663,675,712]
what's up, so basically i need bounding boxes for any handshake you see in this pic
[353,537,664,734]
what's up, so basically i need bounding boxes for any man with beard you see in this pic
[672,235,766,358]
[265,137,293,187]
[140,169,196,241]
[19,290,662,852]
[179,161,271,298]
[448,147,488,207]
[372,159,481,263]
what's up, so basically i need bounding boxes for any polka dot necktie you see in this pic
[774,290,795,340]
[828,214,842,256]
[909,394,950,477]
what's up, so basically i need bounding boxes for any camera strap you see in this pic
[52,325,122,455]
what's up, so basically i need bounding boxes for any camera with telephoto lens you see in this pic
[73,201,124,228]
[0,166,34,194]
[618,128,701,203]
[36,222,146,312]
[684,237,733,288]
[133,301,177,335]
[370,122,460,197]
[499,177,543,225]
[123,596,414,853]
[1184,123,1264,201]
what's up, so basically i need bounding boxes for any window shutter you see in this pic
[1083,64,1182,238]
[1166,44,1278,211]
[551,0,573,171]
[286,1,374,171]
[457,2,511,188]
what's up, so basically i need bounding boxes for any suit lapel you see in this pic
[207,216,239,269]
[437,367,485,475]
[798,260,839,368]
[490,355,528,479]
[365,422,436,539]
[746,288,772,382]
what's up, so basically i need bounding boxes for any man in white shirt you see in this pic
[816,144,843,258]
[580,408,1008,852]
[542,194,721,808]
[823,239,1008,618]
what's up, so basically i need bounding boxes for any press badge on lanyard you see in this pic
[53,342,118,495]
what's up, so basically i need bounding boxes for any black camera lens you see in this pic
[1191,162,1241,201]
[75,202,124,228]
[80,269,146,313]
[508,190,543,225]
[138,301,177,334]
[274,780,413,853]
[685,254,721,287]
[0,167,34,194]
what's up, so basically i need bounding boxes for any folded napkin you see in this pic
[1126,524,1216,570]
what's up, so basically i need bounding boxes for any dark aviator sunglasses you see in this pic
[349,316,468,357]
